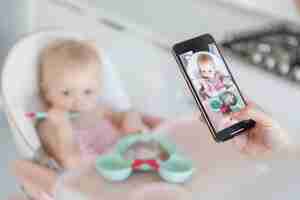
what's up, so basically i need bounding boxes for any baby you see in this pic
[197,54,232,101]
[13,39,151,199]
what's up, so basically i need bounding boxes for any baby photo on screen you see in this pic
[182,44,245,131]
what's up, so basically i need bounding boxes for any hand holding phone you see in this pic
[230,101,290,155]
[172,34,255,142]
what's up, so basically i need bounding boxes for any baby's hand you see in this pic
[38,108,76,167]
[122,111,148,134]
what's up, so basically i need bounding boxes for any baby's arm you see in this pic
[37,108,81,169]
[121,110,147,133]
[199,81,210,100]
[101,106,146,134]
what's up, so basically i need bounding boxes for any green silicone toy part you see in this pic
[229,97,244,112]
[209,91,245,113]
[159,155,195,184]
[96,154,132,181]
[95,133,195,184]
[209,97,222,112]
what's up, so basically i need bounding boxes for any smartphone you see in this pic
[172,34,255,142]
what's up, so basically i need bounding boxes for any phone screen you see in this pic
[177,39,246,134]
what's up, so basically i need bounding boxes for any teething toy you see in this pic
[25,112,80,120]
[209,91,244,113]
[95,133,195,184]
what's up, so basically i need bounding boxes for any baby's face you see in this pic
[199,61,216,79]
[43,65,101,112]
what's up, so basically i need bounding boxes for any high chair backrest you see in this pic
[2,29,132,159]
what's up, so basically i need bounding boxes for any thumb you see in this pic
[231,104,272,126]
[232,134,248,152]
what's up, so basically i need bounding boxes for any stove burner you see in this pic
[222,23,300,85]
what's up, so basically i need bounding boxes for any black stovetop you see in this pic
[222,23,300,85]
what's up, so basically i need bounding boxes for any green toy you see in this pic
[209,91,244,113]
[95,133,195,184]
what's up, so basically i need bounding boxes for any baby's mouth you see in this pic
[70,108,81,114]
[69,111,81,119]
[70,110,80,114]
[70,107,92,114]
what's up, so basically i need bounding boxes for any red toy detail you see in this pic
[220,105,230,113]
[25,112,36,118]
[132,159,160,171]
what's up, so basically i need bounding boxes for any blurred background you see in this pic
[1,0,300,199]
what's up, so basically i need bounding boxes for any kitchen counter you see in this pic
[216,0,299,23]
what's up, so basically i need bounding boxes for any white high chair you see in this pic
[1,29,132,160]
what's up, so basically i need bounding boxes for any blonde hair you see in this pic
[197,54,214,65]
[39,39,101,88]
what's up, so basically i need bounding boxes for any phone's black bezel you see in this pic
[172,33,251,142]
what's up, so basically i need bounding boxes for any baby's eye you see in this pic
[62,90,70,96]
[84,89,93,95]
[208,70,212,73]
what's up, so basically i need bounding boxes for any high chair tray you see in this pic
[54,119,299,200]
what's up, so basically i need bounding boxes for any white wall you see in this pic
[0,1,33,197]
[31,0,120,48]
[0,0,33,64]
[88,0,275,43]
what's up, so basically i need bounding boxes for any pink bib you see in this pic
[74,119,121,162]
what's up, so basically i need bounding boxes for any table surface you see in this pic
[54,119,300,200]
